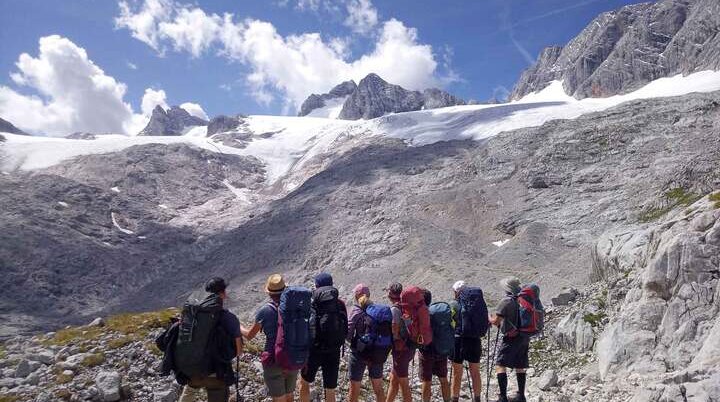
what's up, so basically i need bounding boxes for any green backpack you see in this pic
[174,292,223,378]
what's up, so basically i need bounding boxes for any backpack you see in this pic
[514,283,545,337]
[428,302,455,356]
[312,286,348,351]
[273,286,312,370]
[174,292,224,378]
[357,303,393,363]
[457,287,490,338]
[399,286,433,347]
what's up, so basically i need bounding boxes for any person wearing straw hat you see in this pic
[242,274,297,402]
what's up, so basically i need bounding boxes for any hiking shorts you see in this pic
[419,350,448,381]
[496,334,530,369]
[391,345,417,378]
[348,351,385,382]
[301,349,341,389]
[262,365,298,397]
[451,336,482,364]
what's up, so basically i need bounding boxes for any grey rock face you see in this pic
[554,311,595,352]
[207,115,243,136]
[511,0,720,100]
[65,132,96,140]
[537,370,559,391]
[298,80,357,116]
[0,117,29,135]
[95,370,121,401]
[551,287,579,306]
[338,74,467,120]
[138,105,208,136]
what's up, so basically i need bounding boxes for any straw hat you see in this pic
[265,274,286,294]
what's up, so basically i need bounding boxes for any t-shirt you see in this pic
[220,310,241,339]
[495,296,519,335]
[255,302,279,353]
[450,300,461,337]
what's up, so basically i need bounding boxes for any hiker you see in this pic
[175,277,243,402]
[490,277,531,402]
[419,289,451,402]
[242,274,305,402]
[347,284,391,402]
[450,280,489,402]
[299,273,348,402]
[386,282,415,402]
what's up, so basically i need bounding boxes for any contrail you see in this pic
[507,0,608,29]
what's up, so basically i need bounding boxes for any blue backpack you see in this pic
[428,302,455,356]
[457,287,489,338]
[357,303,393,362]
[274,286,312,370]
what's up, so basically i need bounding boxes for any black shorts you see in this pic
[451,337,482,364]
[496,335,530,369]
[301,349,341,389]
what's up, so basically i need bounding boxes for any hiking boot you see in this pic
[508,393,526,402]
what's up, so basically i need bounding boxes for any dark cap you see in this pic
[314,272,333,288]
[205,277,228,294]
[387,282,402,300]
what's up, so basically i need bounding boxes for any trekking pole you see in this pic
[465,362,473,401]
[487,329,500,402]
[485,329,492,402]
[235,356,243,402]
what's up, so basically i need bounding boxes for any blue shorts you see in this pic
[348,351,385,382]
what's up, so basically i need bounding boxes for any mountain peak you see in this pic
[138,105,209,136]
[0,117,30,136]
[298,80,358,117]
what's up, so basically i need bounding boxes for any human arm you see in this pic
[241,322,262,340]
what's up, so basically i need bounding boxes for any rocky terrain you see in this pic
[511,0,720,100]
[298,81,358,117]
[138,106,208,136]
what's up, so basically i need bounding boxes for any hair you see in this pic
[269,293,282,303]
[358,294,371,309]
[423,289,432,306]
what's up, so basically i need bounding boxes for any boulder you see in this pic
[537,369,559,390]
[95,370,122,402]
[551,287,578,306]
[15,359,31,378]
[89,317,105,327]
[554,311,594,352]
[153,385,179,402]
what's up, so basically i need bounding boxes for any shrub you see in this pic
[80,352,105,367]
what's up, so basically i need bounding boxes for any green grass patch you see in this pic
[80,352,105,367]
[56,371,73,384]
[44,326,104,346]
[640,187,702,222]
[0,344,5,360]
[583,312,607,327]
[108,335,140,350]
[0,395,21,402]
[709,192,720,209]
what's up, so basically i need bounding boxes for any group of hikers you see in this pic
[156,273,544,402]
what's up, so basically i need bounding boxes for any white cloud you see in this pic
[141,88,168,115]
[0,35,135,135]
[127,61,138,70]
[0,35,206,136]
[117,0,454,111]
[180,102,208,120]
[344,0,378,35]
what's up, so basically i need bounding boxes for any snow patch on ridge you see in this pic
[306,97,348,119]
[110,212,134,235]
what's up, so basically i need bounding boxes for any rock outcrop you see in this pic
[138,106,208,136]
[338,73,465,120]
[0,117,29,135]
[511,0,720,100]
[298,80,357,117]
[207,115,242,136]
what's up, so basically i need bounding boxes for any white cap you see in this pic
[452,280,466,292]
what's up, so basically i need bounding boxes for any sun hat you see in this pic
[265,274,286,294]
[353,283,370,298]
[452,280,466,293]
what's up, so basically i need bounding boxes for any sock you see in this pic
[497,372,508,398]
[517,372,527,397]
[451,398,459,402]
[474,396,482,402]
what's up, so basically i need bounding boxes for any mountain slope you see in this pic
[0,117,29,136]
[138,105,208,136]
[511,0,720,99]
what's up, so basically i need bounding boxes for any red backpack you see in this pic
[399,286,433,346]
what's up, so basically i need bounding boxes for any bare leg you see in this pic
[439,377,451,401]
[299,379,310,402]
[451,362,463,399]
[398,377,411,402]
[421,381,431,402]
[325,388,337,402]
[469,362,482,398]
[349,381,361,402]
[386,373,398,402]
[371,378,386,402]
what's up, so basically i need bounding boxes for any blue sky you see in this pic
[0,0,648,135]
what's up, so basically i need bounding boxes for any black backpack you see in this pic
[457,287,490,338]
[312,286,348,351]
[174,292,224,378]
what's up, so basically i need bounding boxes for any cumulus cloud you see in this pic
[116,0,455,111]
[180,102,208,120]
[0,35,205,136]
[344,0,378,35]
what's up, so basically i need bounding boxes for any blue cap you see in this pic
[314,272,333,288]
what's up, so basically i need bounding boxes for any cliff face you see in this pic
[511,0,720,100]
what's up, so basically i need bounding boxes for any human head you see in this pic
[423,289,432,306]
[452,280,466,298]
[205,277,228,299]
[387,282,402,303]
[314,272,333,288]
[353,283,370,301]
[265,274,286,301]
[500,276,522,295]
